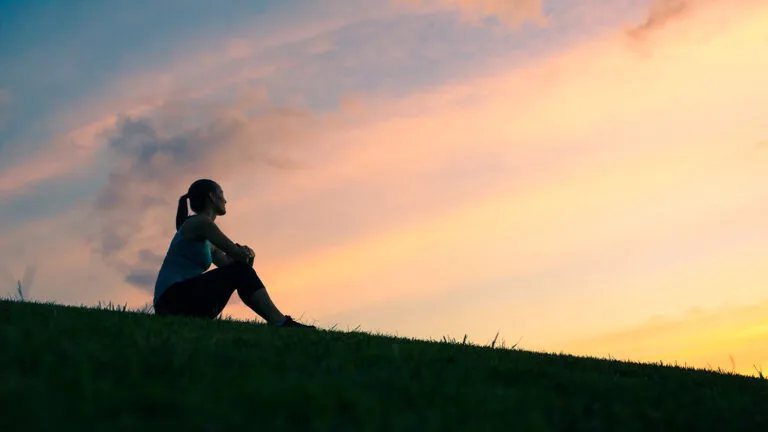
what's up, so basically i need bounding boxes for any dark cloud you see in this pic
[627,0,696,40]
[123,249,165,288]
[125,272,156,288]
[90,95,338,292]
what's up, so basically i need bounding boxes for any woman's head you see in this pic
[176,179,228,229]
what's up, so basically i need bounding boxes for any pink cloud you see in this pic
[0,113,138,200]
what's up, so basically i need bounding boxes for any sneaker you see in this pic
[275,315,316,329]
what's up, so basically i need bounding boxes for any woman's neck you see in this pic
[196,207,216,222]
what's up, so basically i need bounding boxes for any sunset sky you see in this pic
[1,0,767,377]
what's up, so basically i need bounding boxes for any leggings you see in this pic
[154,262,265,319]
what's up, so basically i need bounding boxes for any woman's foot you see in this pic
[273,315,315,329]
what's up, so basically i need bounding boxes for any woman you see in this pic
[153,178,314,328]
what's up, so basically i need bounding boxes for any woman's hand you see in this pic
[237,244,255,266]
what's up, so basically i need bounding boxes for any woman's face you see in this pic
[211,185,227,215]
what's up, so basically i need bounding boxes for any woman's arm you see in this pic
[211,245,235,268]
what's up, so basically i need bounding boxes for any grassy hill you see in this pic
[2,299,766,431]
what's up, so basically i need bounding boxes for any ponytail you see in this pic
[176,194,189,230]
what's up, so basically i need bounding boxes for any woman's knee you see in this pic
[225,263,265,288]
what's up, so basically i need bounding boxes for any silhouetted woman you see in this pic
[153,179,314,328]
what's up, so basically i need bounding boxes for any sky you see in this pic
[1,0,767,377]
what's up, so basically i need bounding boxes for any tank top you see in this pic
[153,218,213,305]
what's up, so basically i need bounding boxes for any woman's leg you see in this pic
[225,263,286,324]
[155,263,287,323]
[154,271,235,319]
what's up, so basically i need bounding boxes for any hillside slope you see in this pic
[1,300,766,431]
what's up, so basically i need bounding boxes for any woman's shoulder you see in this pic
[179,215,214,241]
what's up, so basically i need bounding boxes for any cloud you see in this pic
[629,0,691,38]
[0,2,559,204]
[399,0,547,28]
[123,249,165,289]
[625,0,743,40]
[0,110,150,202]
[0,10,365,202]
[89,93,348,291]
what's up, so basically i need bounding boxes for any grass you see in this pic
[2,299,767,431]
